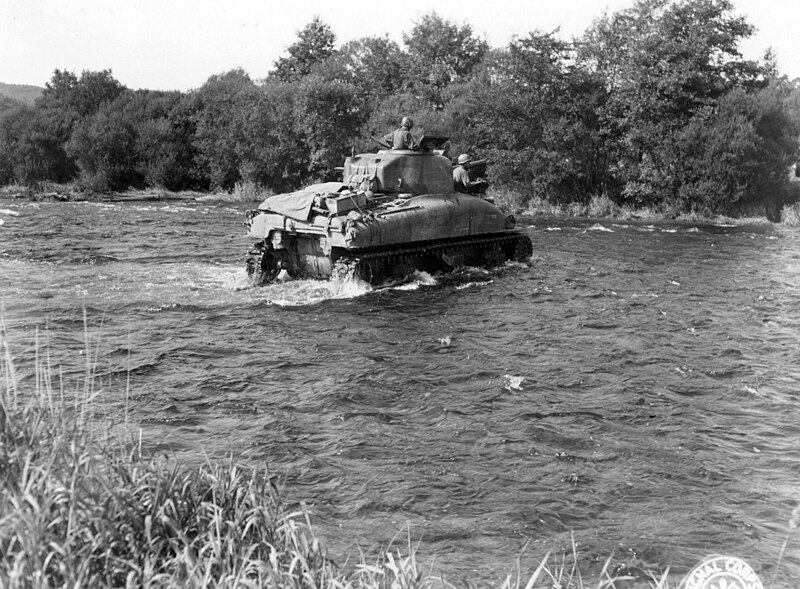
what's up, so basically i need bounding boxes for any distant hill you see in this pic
[0,82,43,105]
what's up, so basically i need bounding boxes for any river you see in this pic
[1,198,798,586]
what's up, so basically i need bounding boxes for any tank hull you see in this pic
[245,192,531,285]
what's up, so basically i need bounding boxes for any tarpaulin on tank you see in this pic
[259,182,348,221]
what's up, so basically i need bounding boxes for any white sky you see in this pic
[1,0,798,92]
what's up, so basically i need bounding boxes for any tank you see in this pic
[244,140,533,285]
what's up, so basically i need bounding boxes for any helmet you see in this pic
[401,116,413,129]
[457,153,471,165]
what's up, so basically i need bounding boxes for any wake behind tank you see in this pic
[244,138,533,285]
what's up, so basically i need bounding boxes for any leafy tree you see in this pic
[578,0,773,206]
[0,104,26,184]
[402,12,488,109]
[0,105,78,184]
[191,69,258,189]
[134,91,202,190]
[65,89,202,191]
[235,82,307,191]
[1,69,129,186]
[669,83,799,215]
[292,76,367,179]
[272,17,336,82]
[446,33,609,201]
[322,36,406,99]
[67,93,141,190]
[39,69,125,118]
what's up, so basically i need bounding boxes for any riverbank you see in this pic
[2,181,795,226]
[0,328,669,588]
[0,182,261,205]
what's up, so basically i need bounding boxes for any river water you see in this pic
[1,198,799,586]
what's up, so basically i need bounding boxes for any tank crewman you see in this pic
[383,116,420,151]
[453,153,488,195]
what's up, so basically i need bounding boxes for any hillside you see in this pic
[0,82,43,105]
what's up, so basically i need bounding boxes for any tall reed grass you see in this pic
[1,320,678,588]
[780,202,800,226]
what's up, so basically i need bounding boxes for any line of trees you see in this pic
[1,0,799,216]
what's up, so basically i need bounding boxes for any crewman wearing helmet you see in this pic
[383,116,420,151]
[453,153,485,194]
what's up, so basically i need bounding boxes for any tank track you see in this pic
[246,242,283,285]
[332,232,533,283]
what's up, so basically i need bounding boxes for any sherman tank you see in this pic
[244,138,533,285]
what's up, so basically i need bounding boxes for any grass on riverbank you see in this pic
[0,181,269,204]
[780,202,800,226]
[0,180,791,226]
[489,188,783,226]
[0,323,675,588]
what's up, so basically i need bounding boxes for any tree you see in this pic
[134,91,201,190]
[323,36,406,99]
[39,69,125,118]
[670,83,799,215]
[67,93,141,190]
[0,105,27,184]
[292,76,367,179]
[402,12,488,109]
[272,17,336,82]
[578,0,775,207]
[235,82,307,191]
[445,33,609,201]
[0,104,78,184]
[191,69,258,190]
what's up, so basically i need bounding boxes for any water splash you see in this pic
[503,374,525,391]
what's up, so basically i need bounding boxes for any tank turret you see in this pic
[343,150,453,196]
[244,144,532,285]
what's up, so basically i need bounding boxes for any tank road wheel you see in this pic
[246,243,282,285]
[332,256,362,282]
[509,234,533,262]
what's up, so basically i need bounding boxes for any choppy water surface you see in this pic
[2,199,799,585]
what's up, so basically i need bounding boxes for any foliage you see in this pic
[327,36,406,98]
[234,81,306,192]
[190,68,258,190]
[292,76,368,180]
[669,83,799,215]
[0,104,78,184]
[402,12,488,110]
[39,69,126,119]
[133,91,202,191]
[68,97,141,190]
[272,16,337,82]
[576,0,776,208]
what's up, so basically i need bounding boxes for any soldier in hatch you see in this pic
[383,116,420,151]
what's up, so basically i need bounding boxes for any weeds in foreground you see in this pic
[0,323,337,587]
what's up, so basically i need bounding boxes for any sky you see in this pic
[1,0,798,92]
